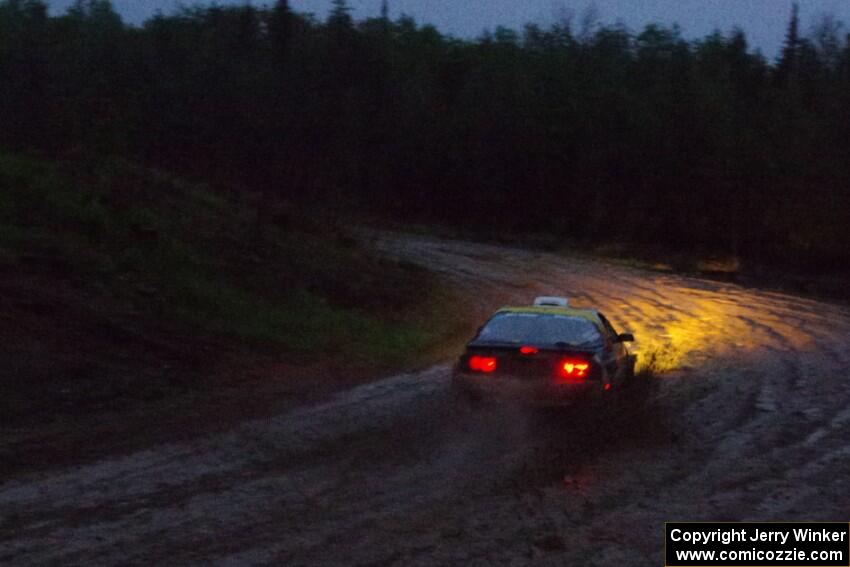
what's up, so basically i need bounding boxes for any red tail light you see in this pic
[519,346,539,355]
[469,356,497,373]
[559,359,590,380]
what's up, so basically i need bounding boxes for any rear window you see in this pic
[476,313,602,347]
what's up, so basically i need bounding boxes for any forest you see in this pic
[2,0,849,271]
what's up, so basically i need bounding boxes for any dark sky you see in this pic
[48,0,850,58]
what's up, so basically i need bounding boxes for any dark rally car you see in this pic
[452,297,637,405]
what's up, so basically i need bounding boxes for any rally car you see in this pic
[452,297,636,405]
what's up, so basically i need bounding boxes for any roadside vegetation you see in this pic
[0,151,459,430]
[0,151,444,355]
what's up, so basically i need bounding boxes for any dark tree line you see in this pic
[2,0,850,270]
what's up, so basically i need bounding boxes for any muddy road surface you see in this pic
[3,232,850,566]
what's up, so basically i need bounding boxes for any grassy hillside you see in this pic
[0,153,454,428]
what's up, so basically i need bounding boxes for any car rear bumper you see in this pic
[453,372,606,406]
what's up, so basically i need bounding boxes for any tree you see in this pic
[269,0,293,64]
[777,2,800,83]
[0,0,50,149]
[328,0,352,30]
[810,13,844,71]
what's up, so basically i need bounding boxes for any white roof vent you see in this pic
[533,296,569,308]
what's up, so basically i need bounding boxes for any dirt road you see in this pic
[2,232,850,566]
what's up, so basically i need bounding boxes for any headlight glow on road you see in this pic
[604,285,813,374]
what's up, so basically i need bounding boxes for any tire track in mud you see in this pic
[2,231,850,566]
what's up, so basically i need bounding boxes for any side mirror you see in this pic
[617,333,635,343]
